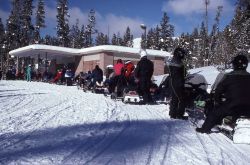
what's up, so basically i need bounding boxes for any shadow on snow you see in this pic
[0,120,189,163]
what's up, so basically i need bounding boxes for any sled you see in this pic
[93,81,108,94]
[123,90,142,104]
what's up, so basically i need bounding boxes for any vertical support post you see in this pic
[45,52,48,72]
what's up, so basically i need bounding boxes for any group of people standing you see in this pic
[91,50,154,104]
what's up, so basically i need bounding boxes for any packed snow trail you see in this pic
[0,80,250,165]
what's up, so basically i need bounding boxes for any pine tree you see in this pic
[20,0,34,46]
[103,34,109,45]
[34,0,45,44]
[0,18,5,46]
[123,27,133,47]
[0,18,6,67]
[209,6,223,65]
[236,0,250,52]
[190,27,201,67]
[79,25,87,48]
[117,32,123,46]
[6,0,22,51]
[44,35,60,46]
[69,19,82,48]
[56,0,70,47]
[218,26,235,68]
[199,21,208,66]
[95,32,106,46]
[85,9,97,47]
[111,34,117,45]
[153,26,161,50]
[44,35,52,45]
[159,12,175,51]
[146,28,154,49]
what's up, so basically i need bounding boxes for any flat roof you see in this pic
[9,44,171,59]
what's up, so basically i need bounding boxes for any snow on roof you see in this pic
[10,44,80,55]
[9,44,171,58]
[132,38,141,49]
[78,45,171,58]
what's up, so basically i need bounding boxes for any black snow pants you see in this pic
[169,84,185,119]
[138,79,152,104]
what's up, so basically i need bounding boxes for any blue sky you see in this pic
[0,0,236,38]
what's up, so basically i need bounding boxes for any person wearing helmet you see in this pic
[196,53,250,133]
[167,47,187,119]
[134,49,154,104]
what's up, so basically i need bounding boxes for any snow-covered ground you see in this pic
[1,79,250,165]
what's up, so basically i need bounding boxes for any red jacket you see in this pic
[114,63,124,76]
[125,62,135,78]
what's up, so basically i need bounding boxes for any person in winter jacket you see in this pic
[61,65,67,84]
[26,64,32,82]
[124,60,136,88]
[91,65,103,85]
[110,59,125,94]
[124,60,135,78]
[196,53,250,133]
[52,69,62,83]
[167,47,187,119]
[114,59,124,76]
[134,49,154,104]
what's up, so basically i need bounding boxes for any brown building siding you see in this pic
[71,52,165,76]
[102,52,114,69]
[152,57,165,75]
[74,56,83,74]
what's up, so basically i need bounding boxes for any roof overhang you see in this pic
[9,45,80,60]
[9,44,172,59]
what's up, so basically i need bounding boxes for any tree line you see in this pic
[0,0,249,70]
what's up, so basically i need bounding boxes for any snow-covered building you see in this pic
[9,44,171,75]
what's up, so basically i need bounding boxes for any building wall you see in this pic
[74,56,83,74]
[82,54,100,73]
[152,57,165,75]
[74,52,165,75]
[101,52,114,69]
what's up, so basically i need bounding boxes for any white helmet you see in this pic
[140,49,147,58]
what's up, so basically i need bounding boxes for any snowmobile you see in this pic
[123,88,142,104]
[184,75,250,144]
[107,81,141,103]
[93,80,108,94]
[76,73,92,92]
[65,69,74,86]
[109,88,142,104]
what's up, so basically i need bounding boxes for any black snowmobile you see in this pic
[185,72,250,144]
